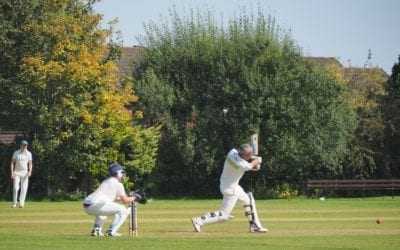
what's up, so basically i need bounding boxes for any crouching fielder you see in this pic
[83,163,142,237]
[192,144,268,233]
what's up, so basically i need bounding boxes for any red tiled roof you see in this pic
[118,48,389,83]
[304,57,343,68]
[118,46,145,77]
[0,131,25,145]
[344,67,389,80]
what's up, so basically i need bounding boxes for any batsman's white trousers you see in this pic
[84,201,130,234]
[220,185,250,215]
[13,174,29,206]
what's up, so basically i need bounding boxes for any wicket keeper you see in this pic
[83,163,143,237]
[191,144,268,233]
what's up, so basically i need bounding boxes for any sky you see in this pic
[94,0,399,73]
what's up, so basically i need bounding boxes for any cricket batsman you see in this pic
[83,163,145,237]
[191,144,268,233]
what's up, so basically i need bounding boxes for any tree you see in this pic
[133,9,356,196]
[0,0,37,127]
[0,0,160,197]
[383,56,400,178]
[342,67,387,179]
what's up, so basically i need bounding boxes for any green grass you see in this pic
[0,197,399,250]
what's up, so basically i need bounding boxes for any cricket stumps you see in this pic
[129,201,138,236]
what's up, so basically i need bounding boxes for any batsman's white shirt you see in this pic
[12,149,32,176]
[219,149,253,193]
[84,177,126,205]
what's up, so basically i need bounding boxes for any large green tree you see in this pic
[383,56,400,178]
[0,0,159,197]
[0,0,36,126]
[133,9,356,196]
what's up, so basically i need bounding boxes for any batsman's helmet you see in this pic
[109,163,125,177]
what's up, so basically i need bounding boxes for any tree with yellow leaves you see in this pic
[341,67,388,178]
[0,0,159,197]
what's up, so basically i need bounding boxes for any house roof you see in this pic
[304,57,343,69]
[344,67,389,81]
[117,48,389,82]
[0,131,25,145]
[118,46,145,77]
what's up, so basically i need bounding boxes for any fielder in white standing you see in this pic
[83,163,144,237]
[10,140,33,208]
[192,144,268,233]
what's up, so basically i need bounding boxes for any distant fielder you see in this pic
[191,144,268,233]
[83,163,145,237]
[11,140,33,208]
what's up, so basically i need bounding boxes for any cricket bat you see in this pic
[250,133,261,169]
[250,133,259,156]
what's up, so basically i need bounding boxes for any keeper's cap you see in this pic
[108,163,125,177]
[21,140,28,145]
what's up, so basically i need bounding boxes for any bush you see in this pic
[133,7,356,196]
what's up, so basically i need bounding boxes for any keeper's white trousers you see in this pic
[220,185,250,215]
[84,201,130,234]
[13,174,29,207]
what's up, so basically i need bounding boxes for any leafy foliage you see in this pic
[383,56,400,178]
[0,0,159,197]
[134,9,356,196]
[342,68,387,178]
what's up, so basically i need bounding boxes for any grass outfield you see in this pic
[0,198,399,250]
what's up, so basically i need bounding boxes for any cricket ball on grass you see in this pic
[376,218,383,224]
